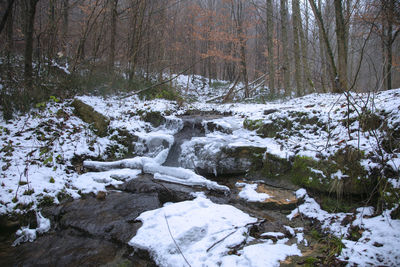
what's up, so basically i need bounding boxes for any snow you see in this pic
[289,189,400,266]
[236,182,270,202]
[13,212,51,246]
[83,149,230,193]
[129,194,300,267]
[221,242,301,267]
[1,76,400,265]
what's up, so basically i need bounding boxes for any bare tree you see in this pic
[266,0,275,95]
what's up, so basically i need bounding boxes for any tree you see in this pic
[108,0,118,72]
[292,0,303,96]
[24,0,39,91]
[280,0,290,95]
[266,0,275,95]
[334,0,349,92]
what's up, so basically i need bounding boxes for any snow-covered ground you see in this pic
[1,80,400,265]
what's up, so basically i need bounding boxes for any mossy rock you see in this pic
[360,112,383,132]
[222,146,266,170]
[141,111,166,127]
[109,128,138,158]
[71,99,110,137]
[216,146,266,175]
[243,118,264,131]
[261,152,292,178]
[243,118,288,138]
[290,147,373,196]
[290,156,328,191]
[381,122,400,153]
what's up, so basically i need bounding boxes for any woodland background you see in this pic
[0,0,399,118]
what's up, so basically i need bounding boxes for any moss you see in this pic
[71,99,110,137]
[222,146,266,172]
[290,156,326,190]
[37,195,55,208]
[243,118,264,131]
[23,189,35,195]
[319,195,359,213]
[261,153,292,178]
[243,118,286,138]
[360,112,382,132]
[304,257,319,266]
[141,111,166,127]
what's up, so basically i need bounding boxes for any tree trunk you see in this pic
[62,0,69,56]
[317,0,327,92]
[48,0,56,61]
[309,0,338,92]
[280,0,290,96]
[292,0,302,96]
[5,0,13,77]
[109,0,118,72]
[24,0,39,91]
[0,0,15,35]
[334,0,348,92]
[383,0,396,91]
[298,1,314,92]
[266,0,275,95]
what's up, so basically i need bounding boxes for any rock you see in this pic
[290,147,374,196]
[360,112,382,132]
[181,143,266,176]
[120,175,194,204]
[205,121,232,134]
[13,229,121,266]
[264,109,279,115]
[235,182,300,210]
[71,99,110,137]
[59,191,161,243]
[96,191,106,200]
[141,111,166,127]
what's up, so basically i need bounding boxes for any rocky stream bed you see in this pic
[1,90,400,266]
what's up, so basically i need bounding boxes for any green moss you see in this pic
[23,189,35,195]
[49,177,55,183]
[290,156,326,190]
[141,111,166,127]
[37,195,54,208]
[243,118,264,131]
[262,153,292,178]
[304,257,319,266]
[310,229,321,240]
[71,99,110,137]
[222,146,266,172]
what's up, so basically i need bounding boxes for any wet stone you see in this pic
[59,191,161,243]
[120,175,195,204]
[13,228,121,267]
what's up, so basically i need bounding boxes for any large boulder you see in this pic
[58,191,161,243]
[179,139,266,176]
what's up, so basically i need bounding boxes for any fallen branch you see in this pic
[164,214,192,267]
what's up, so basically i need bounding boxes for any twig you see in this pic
[206,230,237,252]
[164,214,191,267]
